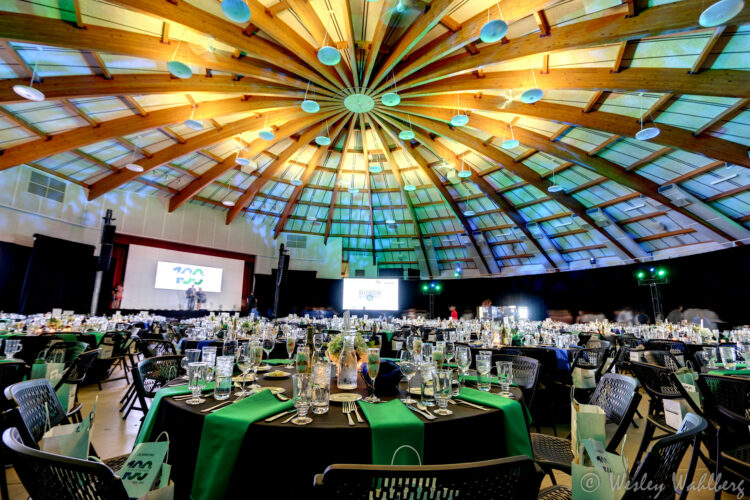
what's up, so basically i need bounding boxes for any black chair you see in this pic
[642,350,682,371]
[494,354,542,431]
[570,347,611,402]
[645,339,689,365]
[535,413,708,500]
[10,336,58,368]
[697,374,750,499]
[586,339,611,349]
[530,373,641,483]
[313,455,544,500]
[96,332,132,387]
[0,361,28,500]
[629,361,707,477]
[137,338,177,358]
[2,427,129,500]
[54,349,100,422]
[129,355,184,421]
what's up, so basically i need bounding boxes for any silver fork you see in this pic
[343,401,355,426]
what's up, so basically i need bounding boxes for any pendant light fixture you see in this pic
[315,120,331,146]
[479,3,508,44]
[635,92,660,141]
[381,72,401,107]
[13,50,45,102]
[450,94,469,127]
[368,164,383,174]
[547,166,564,193]
[398,114,416,140]
[221,187,236,207]
[300,82,320,113]
[457,156,472,178]
[235,134,251,166]
[463,209,476,217]
[291,178,303,186]
[521,68,543,104]
[167,31,192,79]
[502,123,520,149]
[404,183,416,192]
[184,103,204,130]
[258,112,275,141]
[221,0,251,23]
[124,136,144,172]
[317,11,341,66]
[699,0,744,27]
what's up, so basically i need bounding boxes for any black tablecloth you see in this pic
[150,368,524,498]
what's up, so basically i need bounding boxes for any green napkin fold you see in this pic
[135,384,203,444]
[383,331,394,342]
[264,358,294,365]
[358,399,424,465]
[191,390,293,500]
[709,366,750,376]
[458,387,533,459]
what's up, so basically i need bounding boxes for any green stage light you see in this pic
[657,268,666,277]
[422,284,428,291]
[435,284,441,291]
[637,271,645,279]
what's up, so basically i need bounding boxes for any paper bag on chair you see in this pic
[571,393,606,464]
[40,397,97,460]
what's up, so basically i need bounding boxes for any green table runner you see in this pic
[135,384,211,445]
[0,332,106,344]
[358,399,424,465]
[265,358,293,365]
[458,387,533,459]
[191,390,293,500]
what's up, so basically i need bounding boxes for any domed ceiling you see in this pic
[0,0,749,277]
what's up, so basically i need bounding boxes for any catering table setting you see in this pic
[139,336,532,500]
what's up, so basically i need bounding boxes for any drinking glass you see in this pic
[186,362,208,405]
[248,340,264,392]
[476,354,492,392]
[201,346,217,382]
[422,342,433,366]
[719,346,737,369]
[223,338,238,359]
[432,344,445,369]
[4,339,20,359]
[420,361,436,406]
[313,333,326,361]
[455,346,471,389]
[407,335,422,362]
[286,334,296,366]
[181,349,201,375]
[433,370,453,416]
[399,350,418,405]
[261,333,275,366]
[365,347,381,403]
[496,361,514,397]
[296,346,311,373]
[235,344,253,396]
[292,373,313,425]
[444,341,455,368]
[213,356,234,400]
[312,363,331,414]
[703,347,717,368]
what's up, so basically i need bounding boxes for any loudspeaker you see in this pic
[97,224,116,271]
[279,254,290,286]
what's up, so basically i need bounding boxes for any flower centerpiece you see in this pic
[326,332,368,365]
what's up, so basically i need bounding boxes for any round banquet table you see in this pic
[149,367,525,498]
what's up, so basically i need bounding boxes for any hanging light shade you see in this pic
[221,0,251,23]
[125,163,144,172]
[398,129,415,140]
[635,127,661,141]
[547,184,564,193]
[502,138,519,149]
[167,61,192,79]
[450,114,469,127]
[184,119,203,131]
[699,0,744,27]
[463,210,476,217]
[385,218,396,224]
[317,46,341,66]
[404,184,416,192]
[381,92,401,107]
[521,88,543,103]
[222,199,236,207]
[315,135,331,146]
[301,100,320,113]
[291,178,303,186]
[480,19,508,43]
[236,157,251,166]
[457,169,472,179]
[306,215,318,221]
[12,84,45,102]
[368,165,383,174]
[259,129,275,141]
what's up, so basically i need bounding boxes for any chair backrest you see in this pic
[315,456,543,500]
[642,350,681,371]
[629,361,702,417]
[589,373,642,452]
[645,339,686,354]
[697,374,750,430]
[11,336,58,367]
[586,339,611,349]
[137,338,177,358]
[63,341,89,367]
[572,347,610,375]
[4,378,69,446]
[134,355,184,400]
[56,349,101,390]
[101,332,128,357]
[624,414,708,500]
[3,427,129,500]
[493,354,540,402]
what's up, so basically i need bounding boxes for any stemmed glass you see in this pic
[261,333,275,368]
[365,348,381,403]
[286,334,296,367]
[407,334,422,363]
[313,333,326,362]
[248,340,264,393]
[444,341,455,368]
[433,370,453,416]
[185,362,208,405]
[292,373,313,425]
[496,361,514,397]
[398,350,418,405]
[181,349,201,379]
[235,344,253,397]
[432,343,445,369]
[455,346,471,389]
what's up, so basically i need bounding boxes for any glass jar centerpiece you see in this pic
[327,332,368,390]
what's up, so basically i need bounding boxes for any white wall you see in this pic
[0,165,343,279]
[121,244,244,310]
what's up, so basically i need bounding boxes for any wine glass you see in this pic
[399,350,418,405]
[248,340,264,393]
[185,362,208,405]
[365,348,381,403]
[407,334,422,362]
[422,342,433,366]
[444,341,455,366]
[455,346,471,389]
[496,361,514,397]
[235,344,253,397]
[286,334,296,367]
[292,373,313,425]
[433,370,453,416]
[313,333,326,361]
[432,344,445,369]
[261,333,275,367]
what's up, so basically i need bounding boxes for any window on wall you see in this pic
[286,234,307,249]
[27,171,66,203]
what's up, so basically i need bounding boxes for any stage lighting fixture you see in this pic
[589,257,596,265]
[649,267,655,272]
[657,268,667,277]
[422,284,428,291]
[637,271,645,280]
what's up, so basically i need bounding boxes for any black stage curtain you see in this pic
[0,241,32,312]
[18,234,96,314]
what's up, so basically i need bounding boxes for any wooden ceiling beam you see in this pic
[625,146,673,172]
[0,41,30,78]
[588,135,621,156]
[634,228,696,243]
[693,98,749,136]
[361,115,376,262]
[325,118,356,244]
[0,107,50,140]
[689,26,726,74]
[362,0,393,87]
[61,99,99,127]
[397,0,750,90]
[337,0,359,87]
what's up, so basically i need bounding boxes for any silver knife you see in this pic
[407,405,435,420]
[264,409,295,422]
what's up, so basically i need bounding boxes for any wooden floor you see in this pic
[5,366,739,499]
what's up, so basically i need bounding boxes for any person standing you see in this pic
[248,292,259,316]
[666,305,684,324]
[196,287,206,310]
[449,305,458,321]
[186,285,196,310]
[111,283,123,309]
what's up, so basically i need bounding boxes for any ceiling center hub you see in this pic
[344,93,375,113]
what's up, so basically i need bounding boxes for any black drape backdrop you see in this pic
[255,244,750,327]
[18,234,96,314]
[0,241,32,312]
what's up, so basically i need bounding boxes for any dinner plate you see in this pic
[257,386,286,395]
[256,364,272,372]
[408,387,434,396]
[264,371,291,379]
[329,393,362,403]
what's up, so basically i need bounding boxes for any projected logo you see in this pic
[172,266,204,286]
[358,288,382,303]
[155,261,223,292]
